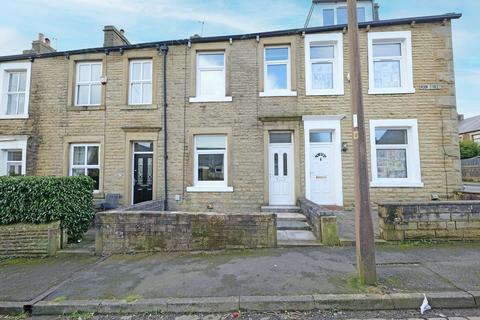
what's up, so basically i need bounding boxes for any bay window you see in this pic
[370,119,423,187]
[305,33,344,95]
[368,31,414,94]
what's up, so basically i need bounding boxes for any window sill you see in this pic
[370,180,424,188]
[368,87,416,95]
[68,105,105,111]
[120,104,158,110]
[306,89,344,96]
[189,96,233,103]
[259,91,298,97]
[186,185,234,193]
[0,114,29,119]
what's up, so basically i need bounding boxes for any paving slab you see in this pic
[0,255,98,302]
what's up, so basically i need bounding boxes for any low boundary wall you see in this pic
[95,211,276,254]
[0,221,63,257]
[299,199,340,245]
[378,201,480,241]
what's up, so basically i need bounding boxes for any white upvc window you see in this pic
[129,59,152,105]
[0,136,27,176]
[6,150,22,175]
[368,31,415,94]
[370,119,423,188]
[75,61,102,106]
[186,134,233,192]
[305,33,344,95]
[69,144,101,191]
[260,46,297,97]
[0,62,31,119]
[190,52,232,103]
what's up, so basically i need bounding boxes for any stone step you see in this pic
[277,220,311,231]
[277,230,318,242]
[261,205,301,213]
[57,248,95,256]
[276,212,307,221]
[277,240,323,247]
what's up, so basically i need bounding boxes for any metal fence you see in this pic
[462,156,480,167]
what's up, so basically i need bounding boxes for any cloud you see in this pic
[0,27,30,56]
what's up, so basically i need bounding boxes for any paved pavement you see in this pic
[1,243,480,303]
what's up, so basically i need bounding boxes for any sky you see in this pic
[0,0,477,117]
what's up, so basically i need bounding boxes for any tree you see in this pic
[460,140,480,159]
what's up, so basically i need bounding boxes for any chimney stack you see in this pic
[103,26,130,47]
[23,33,56,54]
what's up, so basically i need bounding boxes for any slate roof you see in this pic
[459,115,480,134]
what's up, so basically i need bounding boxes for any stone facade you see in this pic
[0,221,63,257]
[378,201,480,241]
[0,17,462,213]
[95,211,276,254]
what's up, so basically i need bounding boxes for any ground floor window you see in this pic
[369,119,423,187]
[473,134,480,144]
[187,134,232,192]
[69,144,100,190]
[0,136,27,176]
[6,150,22,175]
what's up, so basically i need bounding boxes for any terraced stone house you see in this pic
[0,1,462,213]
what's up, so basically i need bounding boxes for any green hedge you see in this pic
[0,175,95,241]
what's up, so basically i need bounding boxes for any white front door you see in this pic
[269,132,294,205]
[309,130,337,205]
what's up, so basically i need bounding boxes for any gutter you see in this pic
[159,44,169,211]
[0,13,462,63]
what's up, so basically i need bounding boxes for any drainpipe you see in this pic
[159,44,169,211]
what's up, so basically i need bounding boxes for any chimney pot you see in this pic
[38,33,45,42]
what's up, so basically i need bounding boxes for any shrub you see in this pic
[0,175,95,241]
[460,140,480,159]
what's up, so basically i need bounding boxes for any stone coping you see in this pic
[97,210,274,217]
[378,201,480,205]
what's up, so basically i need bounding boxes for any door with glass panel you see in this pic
[133,142,153,204]
[309,130,335,205]
[268,132,294,206]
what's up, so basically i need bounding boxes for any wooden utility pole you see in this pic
[347,0,377,285]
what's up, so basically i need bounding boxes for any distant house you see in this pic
[459,115,480,143]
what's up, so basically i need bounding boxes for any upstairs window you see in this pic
[129,60,152,105]
[370,119,422,187]
[324,7,366,25]
[368,31,414,94]
[305,33,344,95]
[75,62,102,106]
[6,71,27,116]
[70,144,100,191]
[0,62,31,118]
[261,46,296,97]
[196,52,226,99]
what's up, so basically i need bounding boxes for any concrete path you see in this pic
[335,209,380,241]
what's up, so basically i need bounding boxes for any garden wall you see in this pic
[95,211,276,255]
[378,201,480,241]
[0,221,64,257]
[299,199,340,245]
